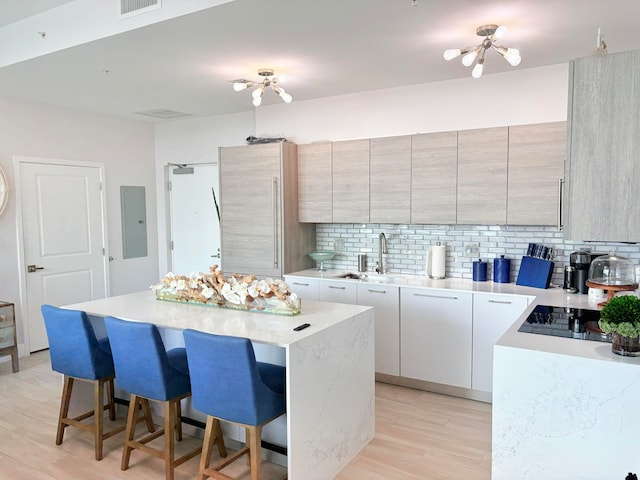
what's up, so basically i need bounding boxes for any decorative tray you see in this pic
[151,265,301,316]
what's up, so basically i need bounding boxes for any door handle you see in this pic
[27,265,44,273]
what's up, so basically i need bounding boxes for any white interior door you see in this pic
[169,164,221,274]
[19,160,108,352]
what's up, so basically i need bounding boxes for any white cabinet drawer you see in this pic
[318,280,357,304]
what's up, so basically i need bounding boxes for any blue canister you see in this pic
[472,259,487,281]
[493,255,511,283]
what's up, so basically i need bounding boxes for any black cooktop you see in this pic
[518,304,611,343]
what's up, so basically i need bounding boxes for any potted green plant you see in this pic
[598,294,640,356]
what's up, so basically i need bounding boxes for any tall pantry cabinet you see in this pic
[219,142,316,278]
[565,50,640,241]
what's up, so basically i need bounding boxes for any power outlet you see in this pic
[333,238,345,251]
[464,242,480,257]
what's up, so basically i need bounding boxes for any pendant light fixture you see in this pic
[443,24,521,78]
[232,68,293,107]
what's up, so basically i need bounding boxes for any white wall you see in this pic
[0,96,157,350]
[153,63,569,275]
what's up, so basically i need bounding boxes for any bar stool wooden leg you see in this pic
[94,379,104,460]
[121,394,140,471]
[198,415,228,479]
[106,378,116,421]
[141,398,155,432]
[56,375,73,446]
[174,398,182,441]
[248,425,262,480]
[164,400,175,480]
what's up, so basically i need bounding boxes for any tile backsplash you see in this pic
[315,224,640,286]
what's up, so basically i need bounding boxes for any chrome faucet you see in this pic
[376,232,388,274]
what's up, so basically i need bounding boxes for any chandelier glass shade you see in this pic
[232,68,292,106]
[443,24,521,78]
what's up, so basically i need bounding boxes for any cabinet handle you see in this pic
[367,289,387,294]
[488,299,512,304]
[292,282,309,286]
[413,293,458,300]
[272,176,278,269]
[328,285,346,290]
[557,177,564,230]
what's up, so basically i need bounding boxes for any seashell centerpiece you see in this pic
[151,265,301,315]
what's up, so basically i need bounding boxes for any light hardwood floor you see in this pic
[0,353,491,479]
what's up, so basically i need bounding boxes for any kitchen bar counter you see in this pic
[290,268,640,478]
[65,290,375,480]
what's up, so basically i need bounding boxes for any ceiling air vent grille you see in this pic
[120,0,160,17]
[134,109,193,120]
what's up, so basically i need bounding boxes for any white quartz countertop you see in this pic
[65,289,372,348]
[286,269,640,366]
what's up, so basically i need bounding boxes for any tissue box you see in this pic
[516,256,554,289]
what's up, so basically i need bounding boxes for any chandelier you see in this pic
[232,68,293,107]
[443,24,521,78]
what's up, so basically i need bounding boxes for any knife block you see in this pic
[516,256,554,289]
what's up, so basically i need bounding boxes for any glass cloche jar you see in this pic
[587,252,637,286]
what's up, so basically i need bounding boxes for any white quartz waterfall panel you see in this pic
[287,309,375,479]
[493,345,640,479]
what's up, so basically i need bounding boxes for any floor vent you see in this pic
[134,109,193,120]
[120,0,161,17]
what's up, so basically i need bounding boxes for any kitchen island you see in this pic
[492,294,640,480]
[64,290,375,480]
[285,268,640,478]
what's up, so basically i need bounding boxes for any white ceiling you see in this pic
[1,0,640,122]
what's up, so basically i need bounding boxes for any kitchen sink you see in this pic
[370,275,396,283]
[334,272,366,280]
[333,272,400,284]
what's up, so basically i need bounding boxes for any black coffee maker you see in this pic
[569,251,606,294]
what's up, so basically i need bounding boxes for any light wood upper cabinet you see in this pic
[457,127,508,224]
[411,131,458,224]
[298,142,332,223]
[219,142,315,277]
[507,122,566,226]
[370,136,411,223]
[332,139,370,223]
[565,51,640,241]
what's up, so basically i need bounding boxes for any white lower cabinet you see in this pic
[472,293,529,393]
[284,276,319,301]
[357,284,400,376]
[318,280,357,304]
[286,274,530,398]
[401,288,473,388]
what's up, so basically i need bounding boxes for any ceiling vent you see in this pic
[134,108,193,120]
[120,0,161,17]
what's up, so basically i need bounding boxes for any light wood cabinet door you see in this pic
[357,284,400,376]
[507,122,566,226]
[457,127,508,224]
[370,136,411,223]
[298,142,332,223]
[472,294,528,393]
[220,143,315,277]
[411,131,457,224]
[566,51,640,241]
[400,288,472,388]
[332,139,370,223]
[220,144,281,277]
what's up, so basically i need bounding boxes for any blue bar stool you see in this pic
[105,316,215,480]
[41,304,154,460]
[183,329,286,480]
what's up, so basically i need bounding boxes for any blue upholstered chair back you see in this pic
[104,316,190,402]
[41,304,114,381]
[183,329,285,426]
